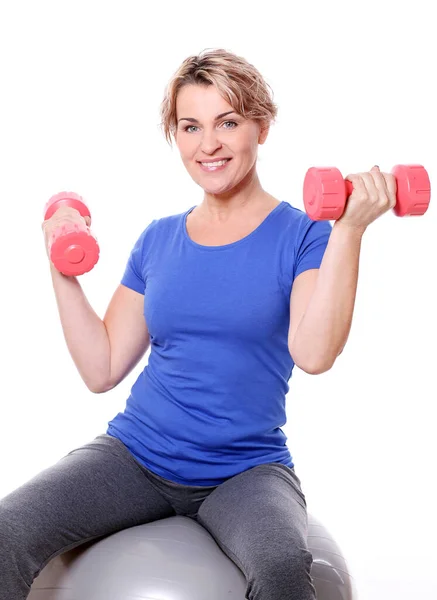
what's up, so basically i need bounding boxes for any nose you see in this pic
[200,127,223,154]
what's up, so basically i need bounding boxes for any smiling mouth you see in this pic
[198,159,232,171]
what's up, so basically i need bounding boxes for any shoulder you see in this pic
[130,206,194,250]
[279,201,333,241]
[150,206,194,231]
[132,217,160,244]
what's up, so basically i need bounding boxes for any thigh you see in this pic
[197,462,314,598]
[1,434,175,578]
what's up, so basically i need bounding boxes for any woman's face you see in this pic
[175,84,269,195]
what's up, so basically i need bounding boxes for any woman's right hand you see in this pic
[41,206,91,261]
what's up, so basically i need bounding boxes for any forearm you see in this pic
[290,222,365,373]
[49,263,111,391]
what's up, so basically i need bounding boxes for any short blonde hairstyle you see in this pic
[160,48,278,147]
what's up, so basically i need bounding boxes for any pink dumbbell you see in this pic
[303,164,431,221]
[44,191,100,276]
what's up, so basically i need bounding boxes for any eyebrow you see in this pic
[177,110,237,124]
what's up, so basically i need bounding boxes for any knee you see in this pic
[0,501,43,569]
[0,504,20,547]
[0,502,28,549]
[268,545,314,581]
[0,505,35,595]
[248,547,316,600]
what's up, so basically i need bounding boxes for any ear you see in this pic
[258,121,270,145]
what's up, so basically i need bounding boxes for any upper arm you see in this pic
[287,218,331,362]
[102,284,150,391]
[288,269,319,350]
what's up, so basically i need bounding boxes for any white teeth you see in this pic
[201,159,229,167]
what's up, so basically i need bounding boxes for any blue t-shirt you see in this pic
[106,201,332,486]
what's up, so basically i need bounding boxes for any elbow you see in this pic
[290,347,336,375]
[298,361,334,375]
[82,362,119,394]
[290,339,347,375]
[87,383,108,394]
[86,378,116,394]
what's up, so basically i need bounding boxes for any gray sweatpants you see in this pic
[0,433,315,600]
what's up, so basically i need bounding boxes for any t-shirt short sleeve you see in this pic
[121,220,157,295]
[294,219,332,280]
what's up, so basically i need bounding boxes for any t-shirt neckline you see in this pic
[182,201,287,251]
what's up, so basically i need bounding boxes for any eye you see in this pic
[222,120,238,129]
[183,120,238,133]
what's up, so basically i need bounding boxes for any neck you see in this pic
[200,169,267,223]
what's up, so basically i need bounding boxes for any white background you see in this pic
[0,1,436,598]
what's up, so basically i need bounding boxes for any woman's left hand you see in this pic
[337,166,397,232]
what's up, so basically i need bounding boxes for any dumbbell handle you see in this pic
[344,180,354,198]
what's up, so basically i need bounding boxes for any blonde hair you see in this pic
[160,48,278,147]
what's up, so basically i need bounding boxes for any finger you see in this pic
[369,166,390,199]
[383,173,397,208]
[53,206,81,220]
[344,173,366,197]
[358,171,380,203]
[370,166,396,209]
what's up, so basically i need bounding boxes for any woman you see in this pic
[1,49,396,600]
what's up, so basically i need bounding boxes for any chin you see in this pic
[201,184,235,195]
[190,175,230,193]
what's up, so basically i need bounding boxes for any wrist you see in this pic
[333,220,367,239]
[49,261,77,283]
